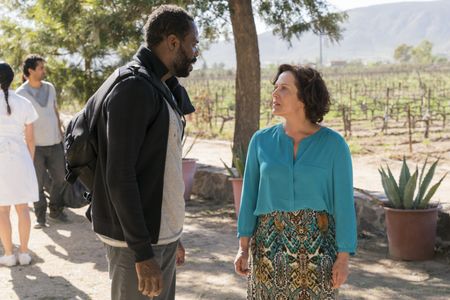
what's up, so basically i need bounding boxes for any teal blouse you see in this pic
[237,123,357,254]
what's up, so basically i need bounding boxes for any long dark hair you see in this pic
[0,62,14,115]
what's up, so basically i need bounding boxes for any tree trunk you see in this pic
[228,0,260,161]
[84,55,93,103]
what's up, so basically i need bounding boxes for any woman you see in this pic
[234,64,357,299]
[0,62,39,266]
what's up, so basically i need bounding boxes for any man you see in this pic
[88,5,199,300]
[16,55,68,228]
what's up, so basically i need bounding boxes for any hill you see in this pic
[200,0,450,67]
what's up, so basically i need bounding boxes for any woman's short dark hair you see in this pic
[273,64,330,123]
[23,54,45,77]
[144,5,194,49]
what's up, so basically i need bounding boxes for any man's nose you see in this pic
[194,46,200,57]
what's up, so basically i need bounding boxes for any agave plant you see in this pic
[221,146,246,178]
[379,157,447,209]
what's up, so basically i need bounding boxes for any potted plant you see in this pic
[182,133,199,201]
[379,157,447,260]
[221,147,245,218]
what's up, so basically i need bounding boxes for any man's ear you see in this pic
[166,34,180,51]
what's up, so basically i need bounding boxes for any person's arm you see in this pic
[49,84,64,139]
[105,77,159,261]
[54,103,63,136]
[23,98,38,160]
[24,124,35,160]
[234,134,259,276]
[106,78,163,297]
[331,139,357,288]
[176,241,185,266]
[234,237,250,276]
[54,98,64,139]
[236,134,260,237]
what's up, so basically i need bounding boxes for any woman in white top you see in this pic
[0,62,39,266]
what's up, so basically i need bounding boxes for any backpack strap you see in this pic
[128,63,187,138]
[86,65,137,132]
[128,64,185,117]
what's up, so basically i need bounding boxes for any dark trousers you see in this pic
[105,240,178,300]
[33,143,66,223]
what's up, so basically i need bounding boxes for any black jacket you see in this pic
[90,46,193,262]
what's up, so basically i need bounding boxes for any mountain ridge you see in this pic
[200,0,450,67]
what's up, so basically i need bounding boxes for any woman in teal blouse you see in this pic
[234,64,357,299]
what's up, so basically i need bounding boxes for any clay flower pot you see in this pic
[229,177,243,218]
[182,158,197,201]
[384,205,440,260]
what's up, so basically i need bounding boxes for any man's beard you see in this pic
[173,47,196,77]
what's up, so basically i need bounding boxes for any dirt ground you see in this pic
[1,196,450,300]
[1,132,450,299]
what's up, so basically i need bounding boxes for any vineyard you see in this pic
[182,63,450,159]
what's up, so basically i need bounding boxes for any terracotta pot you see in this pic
[182,158,197,201]
[384,205,440,260]
[229,178,243,218]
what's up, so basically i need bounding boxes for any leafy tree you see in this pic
[1,0,347,156]
[411,40,434,64]
[190,0,347,156]
[0,0,161,102]
[394,43,413,63]
[394,40,442,65]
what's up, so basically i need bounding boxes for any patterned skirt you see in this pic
[248,209,338,300]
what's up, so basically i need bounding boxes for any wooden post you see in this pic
[348,88,352,137]
[383,88,390,134]
[407,105,413,153]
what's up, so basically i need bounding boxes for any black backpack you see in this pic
[64,63,187,193]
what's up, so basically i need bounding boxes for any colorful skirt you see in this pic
[248,209,338,300]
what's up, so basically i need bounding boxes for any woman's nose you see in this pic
[272,88,278,97]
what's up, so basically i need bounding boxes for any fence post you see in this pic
[407,105,413,153]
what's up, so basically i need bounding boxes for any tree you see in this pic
[191,0,347,157]
[394,44,413,63]
[228,0,260,158]
[393,40,441,65]
[411,40,434,65]
[0,0,158,101]
[1,0,347,157]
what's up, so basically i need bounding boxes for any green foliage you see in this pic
[221,146,246,178]
[394,44,413,63]
[411,40,434,64]
[0,0,163,104]
[256,0,347,44]
[393,40,445,64]
[379,156,447,209]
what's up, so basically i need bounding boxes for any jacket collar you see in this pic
[133,46,169,80]
[132,46,196,116]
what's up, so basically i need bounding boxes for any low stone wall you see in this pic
[192,164,234,203]
[191,164,450,245]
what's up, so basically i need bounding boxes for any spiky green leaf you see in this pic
[221,158,237,178]
[419,173,447,208]
[387,164,401,204]
[234,157,245,178]
[415,158,439,208]
[379,167,401,208]
[403,169,418,209]
[398,156,411,200]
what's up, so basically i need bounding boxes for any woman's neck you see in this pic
[283,116,319,137]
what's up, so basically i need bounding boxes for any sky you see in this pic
[327,0,436,10]
[255,0,439,33]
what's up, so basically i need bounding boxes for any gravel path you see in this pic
[1,137,450,299]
